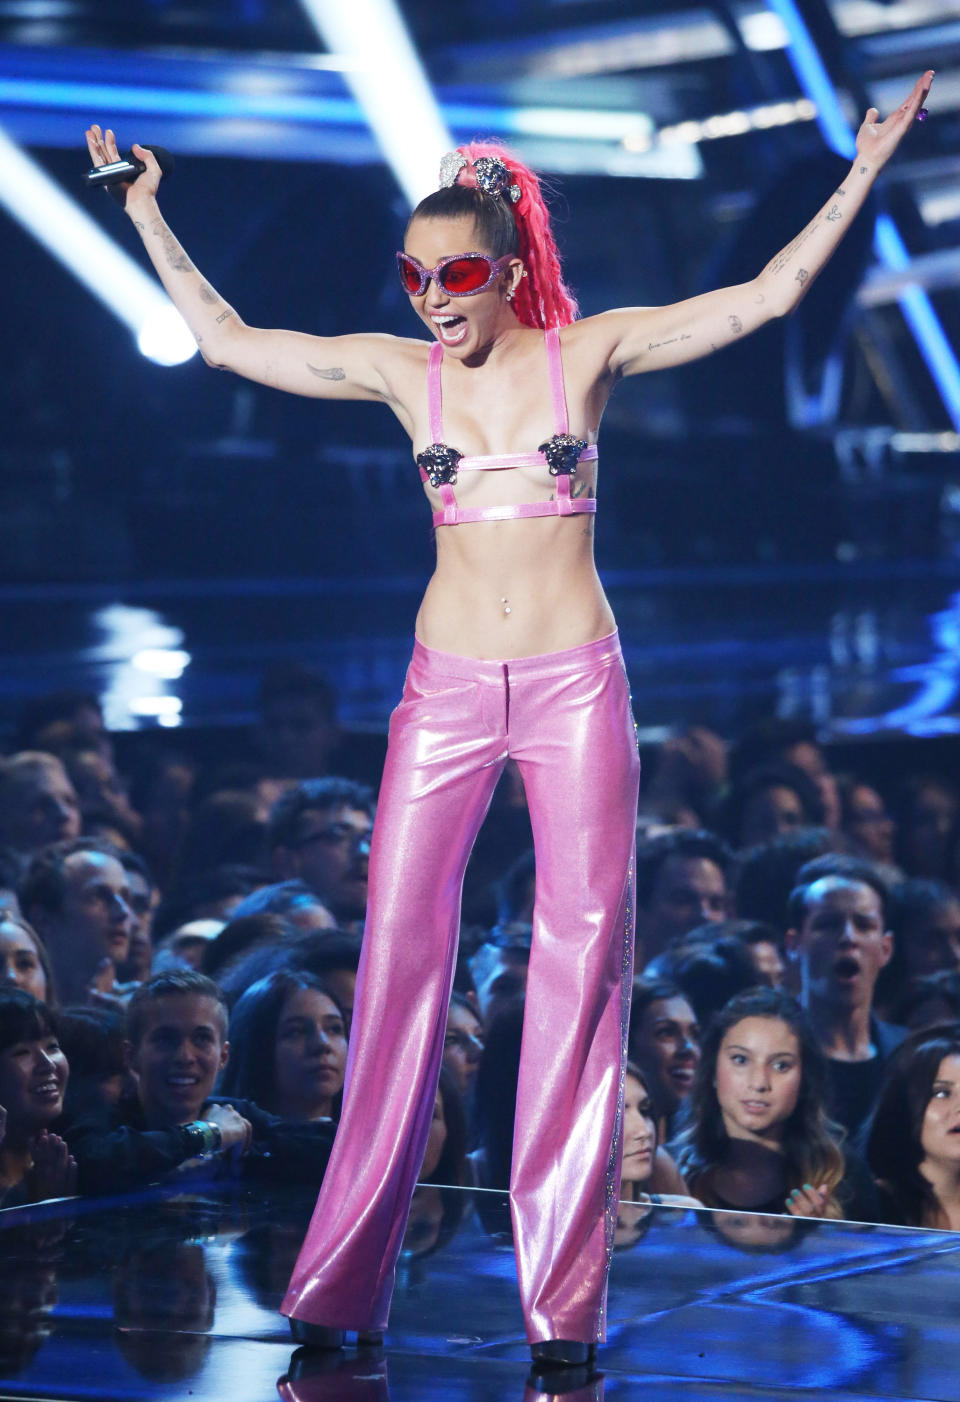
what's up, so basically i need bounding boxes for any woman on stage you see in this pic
[85,72,930,1372]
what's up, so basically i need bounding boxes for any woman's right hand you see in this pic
[84,124,163,211]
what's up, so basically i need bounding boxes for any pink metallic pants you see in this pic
[282,631,640,1344]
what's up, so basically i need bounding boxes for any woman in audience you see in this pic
[218,969,347,1122]
[0,988,75,1204]
[57,1005,135,1118]
[866,1025,960,1229]
[672,987,875,1220]
[620,1063,698,1207]
[0,913,56,1007]
[442,992,484,1101]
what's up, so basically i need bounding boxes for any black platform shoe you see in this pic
[288,1319,384,1351]
[529,1339,597,1368]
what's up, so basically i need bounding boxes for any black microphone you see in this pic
[83,144,175,190]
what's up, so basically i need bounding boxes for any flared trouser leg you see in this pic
[282,632,639,1340]
[282,647,507,1329]
[507,647,640,1344]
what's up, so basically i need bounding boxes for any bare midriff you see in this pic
[415,512,616,660]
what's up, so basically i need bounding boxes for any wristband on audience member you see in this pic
[181,1120,223,1158]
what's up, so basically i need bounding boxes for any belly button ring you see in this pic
[500,596,512,616]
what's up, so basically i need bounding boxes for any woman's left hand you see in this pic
[856,70,934,170]
[785,1182,830,1217]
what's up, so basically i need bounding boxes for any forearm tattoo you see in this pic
[198,283,219,305]
[728,315,743,335]
[795,268,809,286]
[307,364,346,381]
[151,218,192,272]
[215,310,234,324]
[825,203,843,222]
[766,217,819,277]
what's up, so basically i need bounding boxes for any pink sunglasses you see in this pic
[396,250,514,297]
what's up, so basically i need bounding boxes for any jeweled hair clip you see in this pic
[438,152,521,205]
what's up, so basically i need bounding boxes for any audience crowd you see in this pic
[2,678,960,1236]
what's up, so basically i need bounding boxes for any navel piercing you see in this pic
[500,596,512,616]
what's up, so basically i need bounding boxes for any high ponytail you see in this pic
[408,141,578,331]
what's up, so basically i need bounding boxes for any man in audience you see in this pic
[469,932,531,1026]
[730,718,840,830]
[635,830,732,969]
[785,856,905,1139]
[267,778,374,930]
[19,837,134,1005]
[0,753,82,857]
[62,969,334,1193]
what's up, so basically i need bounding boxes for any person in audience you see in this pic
[117,850,158,984]
[61,970,335,1194]
[258,665,340,781]
[884,879,960,995]
[62,745,143,847]
[729,718,840,830]
[672,987,875,1220]
[734,828,841,933]
[634,830,732,967]
[19,838,134,1007]
[628,980,700,1140]
[730,919,786,988]
[470,997,525,1192]
[895,774,959,881]
[443,991,484,1099]
[56,1005,135,1117]
[0,988,76,1205]
[227,879,335,932]
[657,933,762,1030]
[0,913,56,1005]
[0,754,82,857]
[203,912,297,986]
[468,931,531,1026]
[421,1065,469,1188]
[267,779,374,930]
[719,763,825,851]
[218,970,347,1122]
[866,1026,960,1229]
[620,1063,698,1207]
[836,775,897,871]
[785,856,905,1138]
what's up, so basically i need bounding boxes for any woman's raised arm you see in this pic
[85,125,401,404]
[575,70,933,379]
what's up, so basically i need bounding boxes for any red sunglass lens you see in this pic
[398,257,424,294]
[440,257,492,293]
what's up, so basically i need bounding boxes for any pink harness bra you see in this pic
[417,326,599,528]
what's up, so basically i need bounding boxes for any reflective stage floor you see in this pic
[2,1183,960,1402]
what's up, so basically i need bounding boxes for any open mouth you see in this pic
[833,956,861,980]
[432,314,468,345]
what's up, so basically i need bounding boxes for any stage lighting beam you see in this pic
[296,0,452,206]
[0,126,195,365]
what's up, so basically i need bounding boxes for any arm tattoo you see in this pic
[132,219,145,232]
[215,309,234,324]
[754,292,765,304]
[825,204,842,222]
[766,218,819,276]
[729,315,743,335]
[307,364,346,381]
[837,187,847,197]
[150,218,192,272]
[198,283,219,305]
[859,165,869,175]
[795,268,809,286]
[647,333,692,351]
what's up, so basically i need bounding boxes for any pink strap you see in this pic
[545,326,569,435]
[427,341,444,443]
[433,498,596,527]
